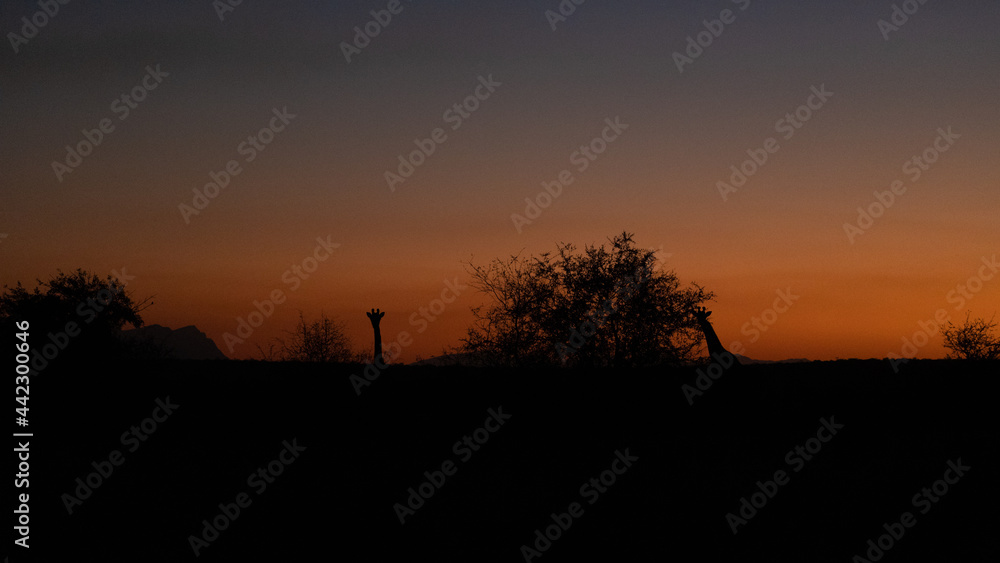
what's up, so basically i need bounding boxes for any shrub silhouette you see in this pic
[266,311,354,363]
[461,232,714,368]
[942,312,1000,360]
[0,268,153,366]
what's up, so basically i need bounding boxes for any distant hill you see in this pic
[408,352,483,367]
[118,324,228,360]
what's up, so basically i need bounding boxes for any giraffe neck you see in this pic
[698,320,728,358]
[373,326,383,364]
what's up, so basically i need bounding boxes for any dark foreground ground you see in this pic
[12,358,998,562]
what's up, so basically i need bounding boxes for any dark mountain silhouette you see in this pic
[408,351,487,367]
[118,324,228,360]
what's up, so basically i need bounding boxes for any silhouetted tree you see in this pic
[254,341,281,362]
[461,232,713,368]
[275,311,354,363]
[461,249,554,367]
[352,347,376,364]
[942,312,1000,360]
[0,268,152,368]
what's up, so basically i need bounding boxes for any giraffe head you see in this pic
[366,308,384,327]
[691,306,712,325]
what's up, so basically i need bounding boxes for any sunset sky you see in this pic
[2,0,998,363]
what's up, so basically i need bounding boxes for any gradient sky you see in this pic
[2,0,998,362]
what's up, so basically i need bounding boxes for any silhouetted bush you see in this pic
[942,312,1000,360]
[266,311,355,363]
[0,268,153,367]
[460,232,713,368]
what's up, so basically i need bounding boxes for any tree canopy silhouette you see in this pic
[942,312,1000,360]
[274,311,354,363]
[460,232,714,368]
[0,268,153,367]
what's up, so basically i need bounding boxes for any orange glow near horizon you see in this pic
[3,2,998,363]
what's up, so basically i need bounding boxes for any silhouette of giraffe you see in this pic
[692,306,741,366]
[367,308,385,365]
